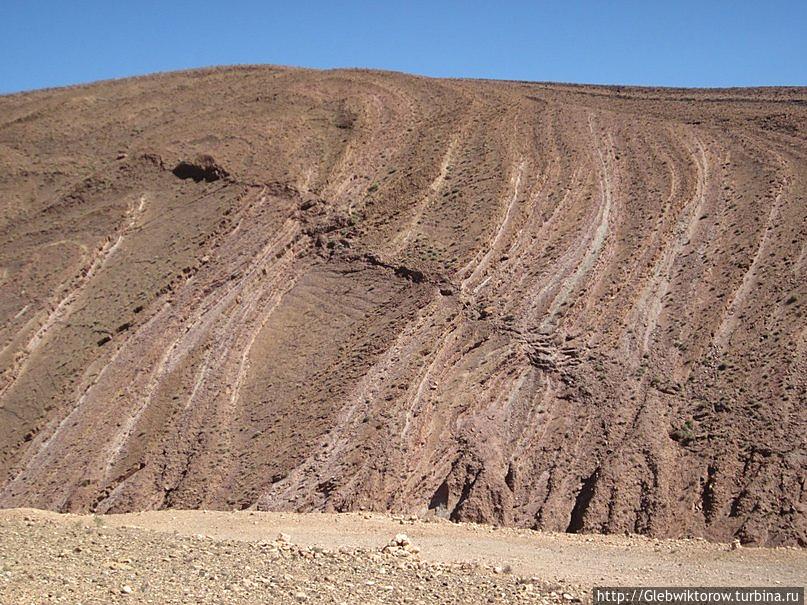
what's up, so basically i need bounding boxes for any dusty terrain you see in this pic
[2,508,805,604]
[0,66,805,547]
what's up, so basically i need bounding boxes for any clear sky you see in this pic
[2,0,805,94]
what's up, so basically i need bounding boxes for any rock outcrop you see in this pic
[0,67,804,545]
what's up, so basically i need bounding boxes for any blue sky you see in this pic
[1,1,805,94]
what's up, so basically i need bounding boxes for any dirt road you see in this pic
[1,508,803,605]
[100,509,807,587]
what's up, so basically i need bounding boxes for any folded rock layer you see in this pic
[0,67,804,545]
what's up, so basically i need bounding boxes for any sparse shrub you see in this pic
[671,419,695,444]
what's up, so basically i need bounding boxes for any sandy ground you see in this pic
[97,509,807,587]
[0,508,803,604]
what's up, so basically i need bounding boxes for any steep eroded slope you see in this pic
[0,68,804,545]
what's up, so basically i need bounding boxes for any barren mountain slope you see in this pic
[0,67,804,546]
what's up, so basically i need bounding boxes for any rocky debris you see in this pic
[3,508,805,602]
[381,533,421,558]
[0,513,574,604]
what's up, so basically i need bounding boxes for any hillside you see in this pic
[0,67,804,546]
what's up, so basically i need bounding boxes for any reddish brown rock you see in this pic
[0,67,804,546]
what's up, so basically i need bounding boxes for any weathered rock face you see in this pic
[0,67,804,546]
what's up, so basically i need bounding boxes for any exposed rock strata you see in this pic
[0,67,804,545]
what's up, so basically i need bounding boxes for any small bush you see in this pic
[671,419,695,444]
